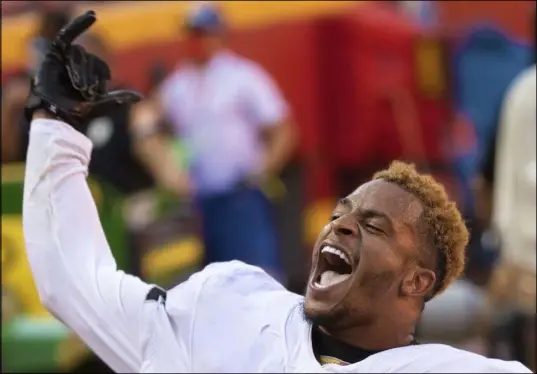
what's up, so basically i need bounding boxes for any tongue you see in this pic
[320,270,349,287]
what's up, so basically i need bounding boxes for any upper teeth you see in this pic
[321,246,351,266]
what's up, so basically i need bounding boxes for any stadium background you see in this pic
[1,1,535,372]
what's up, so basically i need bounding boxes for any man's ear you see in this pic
[400,266,436,298]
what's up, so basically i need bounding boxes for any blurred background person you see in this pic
[469,8,536,369]
[487,62,536,372]
[2,74,29,163]
[483,16,536,365]
[76,34,155,196]
[2,8,71,163]
[72,32,157,276]
[27,7,73,74]
[132,2,297,280]
[472,7,536,288]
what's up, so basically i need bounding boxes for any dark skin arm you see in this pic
[472,176,494,228]
[468,174,495,287]
[469,129,498,287]
[129,94,192,196]
[473,129,497,228]
[259,117,297,177]
[33,110,56,120]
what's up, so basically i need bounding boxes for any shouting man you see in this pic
[22,11,530,373]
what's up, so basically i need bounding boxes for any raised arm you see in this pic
[20,11,198,371]
[23,114,154,372]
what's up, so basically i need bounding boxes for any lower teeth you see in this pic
[316,270,350,288]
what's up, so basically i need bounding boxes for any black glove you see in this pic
[25,10,142,128]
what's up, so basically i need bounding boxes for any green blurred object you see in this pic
[170,138,193,171]
[1,163,129,373]
[2,317,70,373]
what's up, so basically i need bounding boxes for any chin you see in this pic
[302,294,347,328]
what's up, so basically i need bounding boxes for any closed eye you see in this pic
[330,215,340,222]
[364,223,383,234]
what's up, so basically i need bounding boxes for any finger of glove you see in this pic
[34,54,77,99]
[89,90,143,116]
[92,55,111,82]
[66,45,89,94]
[52,11,96,54]
[96,90,143,107]
[85,53,97,97]
[33,59,87,108]
[89,55,111,96]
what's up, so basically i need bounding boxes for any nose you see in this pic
[332,215,358,237]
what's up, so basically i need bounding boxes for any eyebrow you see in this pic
[337,199,393,223]
[360,208,392,221]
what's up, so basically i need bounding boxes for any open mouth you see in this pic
[313,245,354,289]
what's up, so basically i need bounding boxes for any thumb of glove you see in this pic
[90,89,143,116]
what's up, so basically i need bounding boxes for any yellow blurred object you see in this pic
[303,198,334,245]
[414,36,446,99]
[1,164,103,319]
[1,216,50,317]
[261,175,287,202]
[2,287,20,323]
[1,163,25,184]
[2,1,363,71]
[56,332,92,371]
[142,236,203,279]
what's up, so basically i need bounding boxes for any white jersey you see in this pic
[493,65,536,274]
[23,118,531,373]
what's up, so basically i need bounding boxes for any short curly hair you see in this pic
[372,161,468,298]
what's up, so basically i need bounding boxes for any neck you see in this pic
[320,317,417,351]
[192,57,211,67]
[192,47,224,67]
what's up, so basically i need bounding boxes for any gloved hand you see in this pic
[25,10,142,128]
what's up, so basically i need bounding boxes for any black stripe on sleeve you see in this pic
[145,286,167,304]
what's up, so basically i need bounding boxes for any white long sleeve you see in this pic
[23,118,153,373]
[492,65,536,272]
